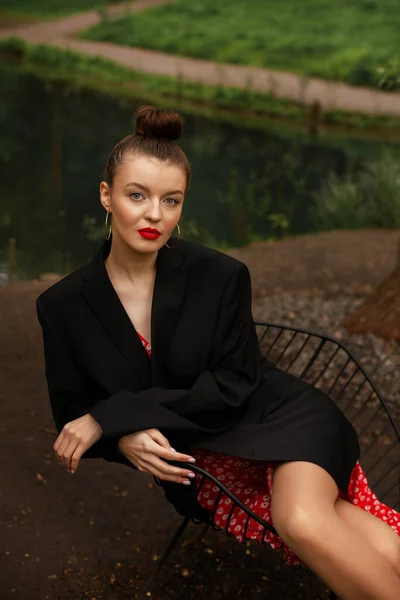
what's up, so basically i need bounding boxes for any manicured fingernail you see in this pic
[183,480,191,485]
[169,447,176,452]
[70,469,75,474]
[187,458,196,463]
[187,473,195,478]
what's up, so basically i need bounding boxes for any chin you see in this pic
[126,237,165,253]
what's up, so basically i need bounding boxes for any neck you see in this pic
[105,235,158,283]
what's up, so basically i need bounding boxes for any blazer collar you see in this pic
[82,237,186,388]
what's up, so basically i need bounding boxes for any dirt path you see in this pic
[229,229,400,299]
[1,0,400,117]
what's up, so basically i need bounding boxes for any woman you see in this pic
[37,106,400,599]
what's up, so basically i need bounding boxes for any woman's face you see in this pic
[100,154,186,253]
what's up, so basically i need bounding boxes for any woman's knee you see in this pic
[271,502,320,544]
[270,460,338,544]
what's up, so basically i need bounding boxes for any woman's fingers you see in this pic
[140,456,195,484]
[52,416,103,474]
[147,441,196,464]
[117,431,197,484]
[69,446,84,474]
[54,432,80,473]
[147,429,170,449]
[53,432,65,466]
[59,439,79,472]
[54,435,71,469]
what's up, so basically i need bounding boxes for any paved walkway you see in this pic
[1,0,400,117]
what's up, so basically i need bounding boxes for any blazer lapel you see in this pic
[82,240,151,388]
[82,238,187,389]
[150,239,187,386]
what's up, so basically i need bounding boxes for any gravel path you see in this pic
[1,0,400,116]
[253,288,400,422]
[230,230,400,420]
[228,229,400,296]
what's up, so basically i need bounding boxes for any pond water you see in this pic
[0,66,398,279]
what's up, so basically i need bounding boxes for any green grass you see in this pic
[1,37,399,139]
[0,0,130,19]
[81,0,399,88]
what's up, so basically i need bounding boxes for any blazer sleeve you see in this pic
[36,297,133,467]
[89,262,261,440]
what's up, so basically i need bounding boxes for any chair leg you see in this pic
[138,516,190,600]
[199,522,209,540]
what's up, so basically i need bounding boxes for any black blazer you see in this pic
[37,237,267,456]
[37,236,360,509]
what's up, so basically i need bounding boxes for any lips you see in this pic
[138,228,161,240]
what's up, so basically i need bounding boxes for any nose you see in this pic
[145,199,161,222]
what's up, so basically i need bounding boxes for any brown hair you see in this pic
[104,105,191,189]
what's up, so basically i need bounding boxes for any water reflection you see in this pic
[0,67,398,279]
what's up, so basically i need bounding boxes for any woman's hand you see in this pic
[53,414,103,474]
[118,428,197,485]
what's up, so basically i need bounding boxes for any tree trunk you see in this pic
[341,260,400,343]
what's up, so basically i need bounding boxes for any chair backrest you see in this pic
[255,321,400,511]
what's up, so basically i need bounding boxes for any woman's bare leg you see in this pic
[270,461,400,600]
[334,497,400,577]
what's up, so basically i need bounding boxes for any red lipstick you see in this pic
[138,227,161,240]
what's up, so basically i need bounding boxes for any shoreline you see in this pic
[2,44,400,141]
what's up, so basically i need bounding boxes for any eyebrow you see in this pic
[125,181,184,196]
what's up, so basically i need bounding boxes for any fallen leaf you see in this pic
[39,427,57,435]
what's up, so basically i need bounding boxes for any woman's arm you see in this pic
[88,262,261,440]
[37,298,194,476]
[36,297,128,465]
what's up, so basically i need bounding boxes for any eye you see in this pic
[163,197,179,205]
[130,192,144,200]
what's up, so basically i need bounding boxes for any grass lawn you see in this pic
[0,0,130,19]
[80,0,399,88]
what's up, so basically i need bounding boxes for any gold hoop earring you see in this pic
[104,211,112,240]
[166,223,181,248]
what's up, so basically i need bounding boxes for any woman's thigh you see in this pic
[334,497,400,573]
[270,460,339,540]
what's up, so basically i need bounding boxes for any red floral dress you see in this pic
[137,332,400,566]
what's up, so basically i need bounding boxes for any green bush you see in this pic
[0,38,138,82]
[313,152,400,229]
[377,58,400,91]
[324,48,385,87]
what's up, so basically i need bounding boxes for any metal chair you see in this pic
[140,321,400,600]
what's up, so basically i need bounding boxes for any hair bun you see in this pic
[135,105,183,141]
